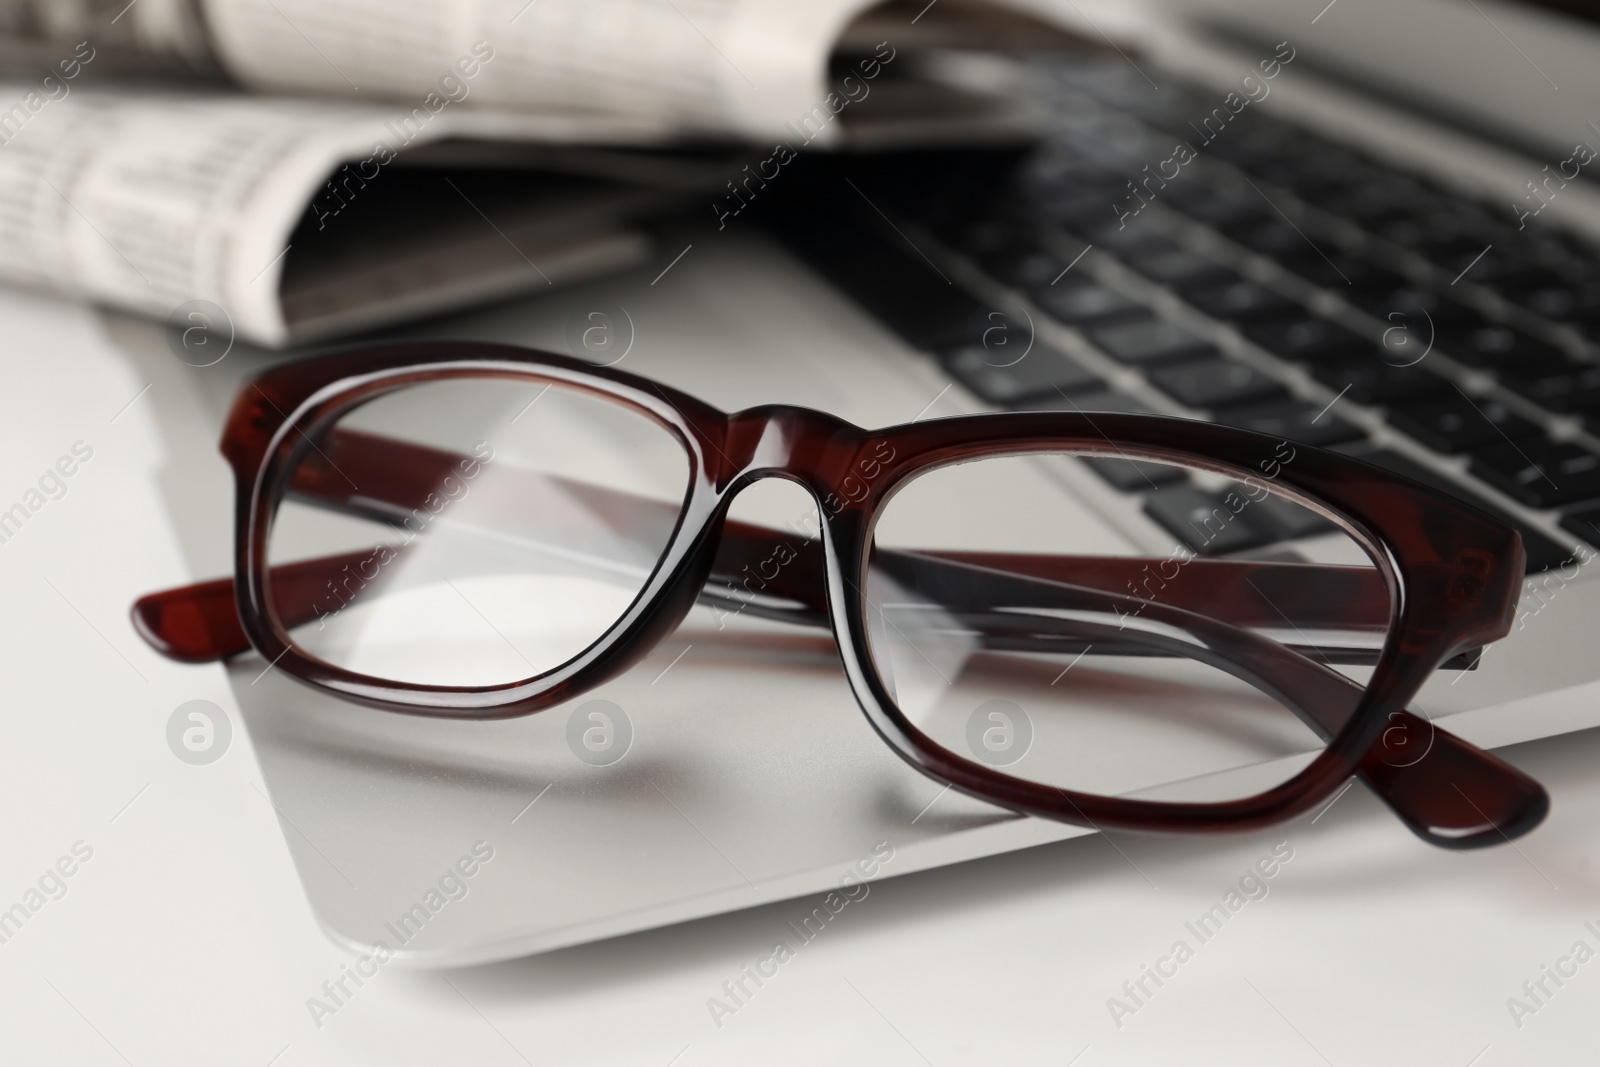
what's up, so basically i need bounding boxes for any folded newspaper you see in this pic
[0,0,1074,347]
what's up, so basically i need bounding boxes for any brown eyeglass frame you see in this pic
[131,341,1548,850]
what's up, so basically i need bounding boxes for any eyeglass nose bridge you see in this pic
[718,404,878,502]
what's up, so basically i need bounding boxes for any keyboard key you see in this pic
[973,244,1067,288]
[1183,280,1300,321]
[1023,388,1160,414]
[1273,152,1371,198]
[1379,289,1488,336]
[1031,280,1146,325]
[1341,447,1572,571]
[1307,258,1408,300]
[1469,439,1600,509]
[1379,214,1494,262]
[1242,318,1369,363]
[1515,281,1600,323]
[1319,182,1433,227]
[1037,190,1125,231]
[1127,249,1241,291]
[1143,486,1280,555]
[1120,86,1217,128]
[1478,260,1569,298]
[943,343,1103,403]
[1168,194,1273,231]
[1090,318,1217,365]
[1387,394,1540,454]
[1086,225,1184,258]
[1214,399,1365,447]
[1252,494,1338,541]
[1147,358,1287,411]
[1439,325,1566,370]
[1289,254,1363,290]
[1145,486,1280,556]
[1499,359,1600,412]
[953,219,1038,270]
[957,219,1087,288]
[1237,220,1307,258]
[1558,505,1600,549]
[1082,457,1189,492]
[1309,354,1452,404]
[1291,175,1371,209]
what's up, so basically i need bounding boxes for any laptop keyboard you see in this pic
[765,57,1600,573]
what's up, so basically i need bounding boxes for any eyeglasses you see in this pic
[132,341,1547,848]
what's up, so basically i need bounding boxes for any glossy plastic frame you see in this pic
[132,342,1547,848]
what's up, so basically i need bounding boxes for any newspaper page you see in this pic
[0,82,658,345]
[3,0,890,143]
[202,0,886,144]
[0,0,214,68]
[0,0,1056,345]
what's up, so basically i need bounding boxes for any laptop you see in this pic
[172,0,1600,965]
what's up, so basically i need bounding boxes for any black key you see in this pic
[1143,486,1280,555]
[1022,388,1159,414]
[1087,225,1184,258]
[1082,457,1189,492]
[1090,318,1217,365]
[1289,254,1360,290]
[1242,318,1369,363]
[1381,289,1488,336]
[1558,505,1600,549]
[1169,195,1273,231]
[1275,152,1371,199]
[1252,494,1338,541]
[1031,280,1145,325]
[1147,358,1287,411]
[1128,249,1241,291]
[1499,359,1600,412]
[1207,143,1280,172]
[957,220,1085,289]
[1480,261,1569,298]
[1387,394,1540,454]
[1379,214,1494,262]
[1038,190,1126,231]
[1340,447,1572,571]
[943,343,1103,404]
[975,245,1067,289]
[1551,231,1600,265]
[1005,250,1076,289]
[1215,399,1365,447]
[1120,85,1217,127]
[1237,220,1307,258]
[1183,280,1300,321]
[1320,182,1433,227]
[1293,176,1370,210]
[1308,354,1451,404]
[953,219,1039,270]
[1299,258,1408,299]
[1439,325,1567,370]
[1469,439,1600,509]
[1516,281,1600,323]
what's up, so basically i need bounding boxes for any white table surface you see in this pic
[2,258,1597,1067]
